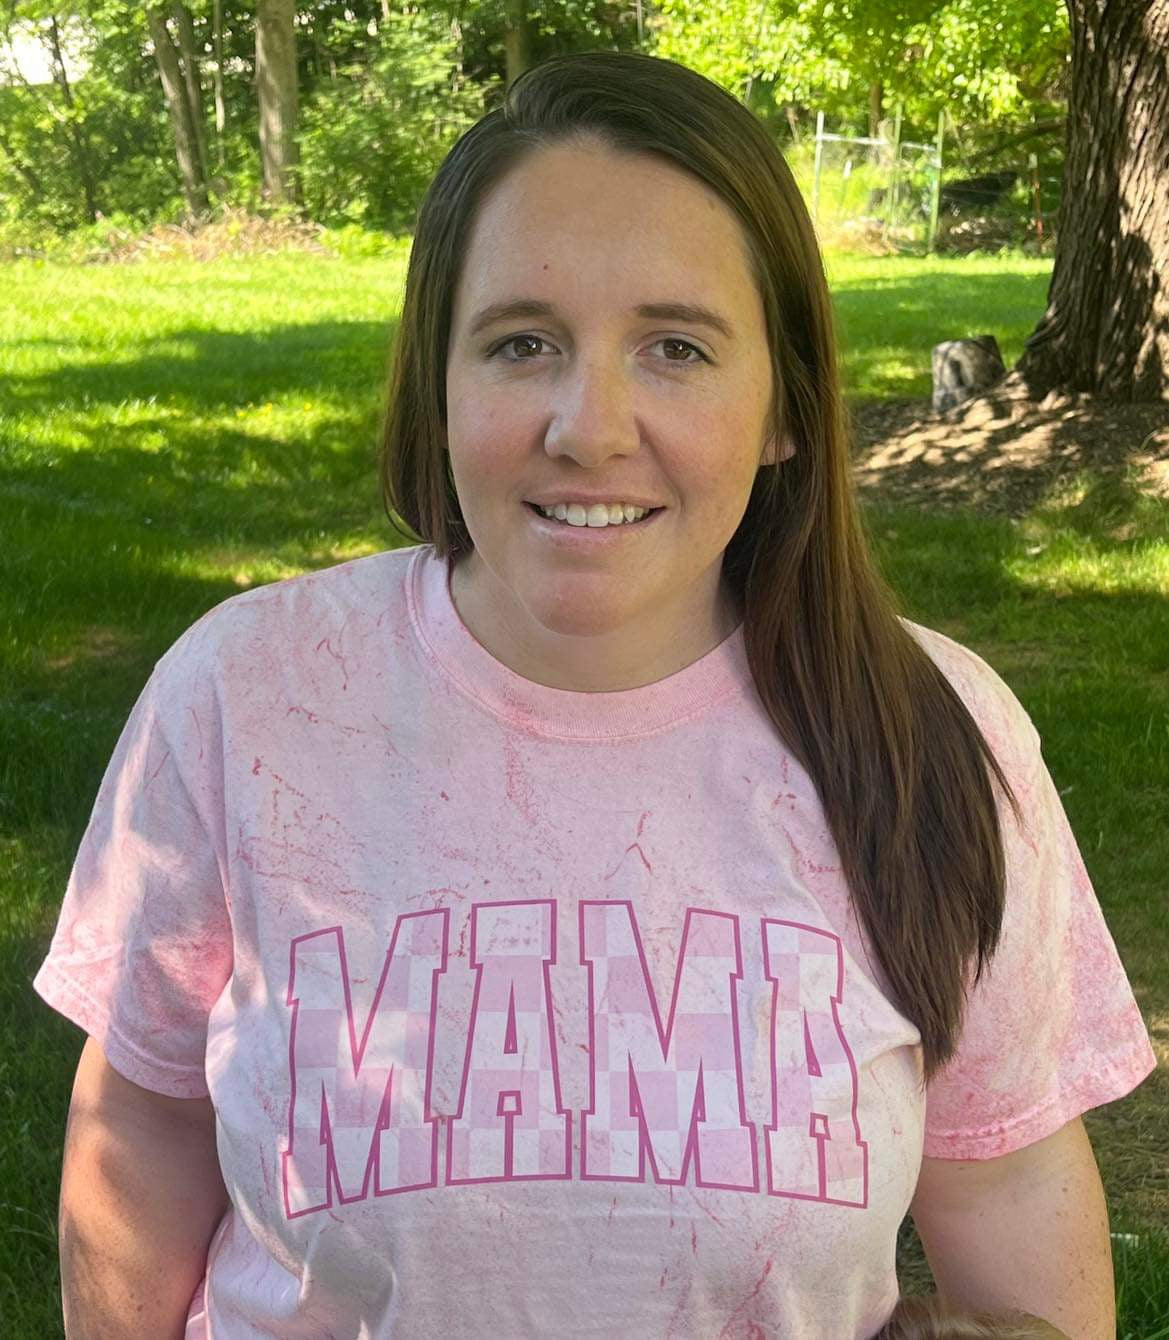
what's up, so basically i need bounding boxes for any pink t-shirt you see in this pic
[34,544,1156,1339]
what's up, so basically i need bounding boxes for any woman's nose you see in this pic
[542,356,640,465]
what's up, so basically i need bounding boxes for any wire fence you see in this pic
[787,111,1062,256]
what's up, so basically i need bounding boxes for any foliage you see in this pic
[0,0,1069,236]
[0,0,636,236]
[296,7,491,230]
[0,3,176,230]
[649,0,1069,142]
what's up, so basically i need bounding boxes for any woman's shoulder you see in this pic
[154,545,423,684]
[897,616,1043,763]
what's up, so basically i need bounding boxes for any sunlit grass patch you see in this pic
[825,250,1053,399]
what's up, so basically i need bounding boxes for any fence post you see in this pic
[884,103,902,240]
[928,108,944,253]
[811,110,824,224]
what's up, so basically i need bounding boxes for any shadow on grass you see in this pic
[0,319,398,414]
[2,416,384,547]
[0,321,403,557]
[0,320,406,887]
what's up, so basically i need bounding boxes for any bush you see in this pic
[296,9,493,231]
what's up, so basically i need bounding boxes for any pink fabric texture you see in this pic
[34,544,1155,1339]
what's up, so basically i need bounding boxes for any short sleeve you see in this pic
[916,633,1157,1160]
[32,624,233,1099]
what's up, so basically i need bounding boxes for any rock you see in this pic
[931,335,1007,413]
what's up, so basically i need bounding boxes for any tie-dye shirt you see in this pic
[34,544,1156,1339]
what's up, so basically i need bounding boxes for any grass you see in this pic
[2,245,1166,1335]
[826,252,1055,400]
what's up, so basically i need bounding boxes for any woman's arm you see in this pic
[59,1036,230,1340]
[908,1116,1114,1340]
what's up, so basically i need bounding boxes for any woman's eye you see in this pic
[494,334,549,360]
[656,338,706,364]
[488,335,708,364]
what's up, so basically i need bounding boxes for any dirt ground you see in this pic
[847,371,1169,518]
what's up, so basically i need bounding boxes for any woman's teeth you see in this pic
[536,502,651,527]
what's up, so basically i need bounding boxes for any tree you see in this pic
[295,4,487,229]
[649,0,1069,132]
[0,3,179,232]
[502,0,531,87]
[45,12,100,219]
[211,0,226,165]
[1015,0,1169,400]
[255,0,297,205]
[146,4,209,214]
[170,1,211,185]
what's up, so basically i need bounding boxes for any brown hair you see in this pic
[875,1295,1069,1339]
[379,50,1023,1086]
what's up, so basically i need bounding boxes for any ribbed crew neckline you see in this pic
[405,544,752,740]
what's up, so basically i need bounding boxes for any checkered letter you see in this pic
[761,919,868,1207]
[281,910,448,1217]
[579,902,756,1189]
[446,900,571,1184]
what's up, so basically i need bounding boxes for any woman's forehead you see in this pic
[467,143,745,253]
[454,145,761,325]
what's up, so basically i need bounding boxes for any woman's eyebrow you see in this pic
[467,298,735,340]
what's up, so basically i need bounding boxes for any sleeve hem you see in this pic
[32,960,211,1100]
[922,1040,1158,1160]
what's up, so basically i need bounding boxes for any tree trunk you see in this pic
[212,0,226,165]
[868,80,884,141]
[171,2,211,188]
[1016,0,1169,401]
[503,0,530,89]
[147,7,210,215]
[47,15,99,223]
[451,16,464,95]
[256,0,299,207]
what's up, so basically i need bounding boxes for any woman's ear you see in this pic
[761,430,797,466]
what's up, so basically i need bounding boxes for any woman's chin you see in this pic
[517,580,662,643]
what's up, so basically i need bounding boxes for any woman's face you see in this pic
[444,140,781,691]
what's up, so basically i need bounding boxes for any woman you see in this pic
[36,51,1154,1339]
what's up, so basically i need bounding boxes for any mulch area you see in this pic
[847,371,1169,518]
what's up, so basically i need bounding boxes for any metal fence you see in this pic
[789,109,1061,255]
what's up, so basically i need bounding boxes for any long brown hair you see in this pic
[379,50,1022,1087]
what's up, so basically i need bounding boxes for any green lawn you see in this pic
[826,251,1055,399]
[2,247,1166,1336]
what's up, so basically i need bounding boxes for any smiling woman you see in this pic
[34,49,1154,1340]
[441,140,783,687]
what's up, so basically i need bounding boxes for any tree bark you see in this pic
[503,0,531,89]
[212,0,226,165]
[171,2,211,188]
[868,80,884,141]
[256,0,299,207]
[451,16,464,95]
[1016,0,1169,401]
[47,15,99,223]
[147,7,210,215]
